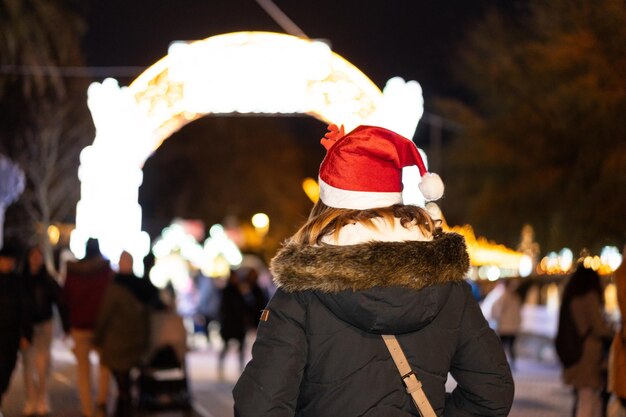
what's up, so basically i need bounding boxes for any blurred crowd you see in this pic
[485,246,626,417]
[0,238,270,417]
[1,234,624,417]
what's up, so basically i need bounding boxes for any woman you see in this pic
[233,125,514,416]
[560,264,614,417]
[95,252,151,417]
[491,279,523,370]
[20,245,64,416]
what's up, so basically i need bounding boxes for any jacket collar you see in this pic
[270,232,469,293]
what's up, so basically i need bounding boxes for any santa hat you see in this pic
[318,124,444,210]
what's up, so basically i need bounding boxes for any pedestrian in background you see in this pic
[0,244,32,417]
[61,238,113,417]
[219,268,267,373]
[233,125,513,416]
[193,271,221,345]
[491,279,523,371]
[95,251,152,417]
[237,267,268,332]
[608,245,626,417]
[559,265,614,417]
[20,244,66,416]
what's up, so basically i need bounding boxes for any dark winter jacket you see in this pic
[0,271,32,342]
[233,233,514,417]
[94,274,150,371]
[61,257,113,331]
[220,279,268,342]
[22,266,64,325]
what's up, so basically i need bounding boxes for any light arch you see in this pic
[71,31,426,273]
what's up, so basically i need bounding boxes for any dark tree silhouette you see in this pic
[438,0,626,253]
[0,0,93,273]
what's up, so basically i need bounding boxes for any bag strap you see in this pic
[382,334,437,417]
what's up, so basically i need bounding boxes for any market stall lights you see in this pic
[518,255,533,278]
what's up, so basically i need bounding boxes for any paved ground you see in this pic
[2,334,574,417]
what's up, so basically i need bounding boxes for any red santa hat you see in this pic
[318,124,444,210]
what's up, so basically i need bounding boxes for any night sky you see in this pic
[82,0,497,103]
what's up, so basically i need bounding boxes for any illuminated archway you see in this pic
[71,31,426,272]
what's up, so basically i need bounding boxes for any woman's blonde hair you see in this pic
[290,200,438,246]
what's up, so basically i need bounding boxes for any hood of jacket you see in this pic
[270,232,470,334]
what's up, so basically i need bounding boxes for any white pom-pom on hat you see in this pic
[418,172,444,202]
[318,125,445,209]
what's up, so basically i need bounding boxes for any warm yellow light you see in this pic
[127,31,393,153]
[251,213,270,230]
[605,283,618,318]
[445,224,524,271]
[47,225,60,245]
[600,246,623,274]
[202,255,232,279]
[591,256,601,271]
[251,213,270,241]
[546,283,560,311]
[302,177,319,203]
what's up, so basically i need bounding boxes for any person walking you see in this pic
[233,125,514,416]
[95,251,152,417]
[61,238,113,417]
[20,245,66,416]
[558,264,614,417]
[0,244,32,417]
[608,245,626,416]
[219,268,267,372]
[491,279,523,370]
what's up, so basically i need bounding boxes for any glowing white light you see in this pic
[518,255,533,277]
[202,224,243,277]
[559,248,574,272]
[151,222,206,272]
[365,77,424,140]
[169,35,337,116]
[209,224,225,239]
[478,265,501,281]
[486,266,501,281]
[69,228,88,259]
[150,254,190,290]
[546,252,559,272]
[601,246,623,272]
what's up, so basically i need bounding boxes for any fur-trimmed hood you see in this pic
[271,232,469,293]
[270,232,470,333]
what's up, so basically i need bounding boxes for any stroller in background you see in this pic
[137,344,192,415]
